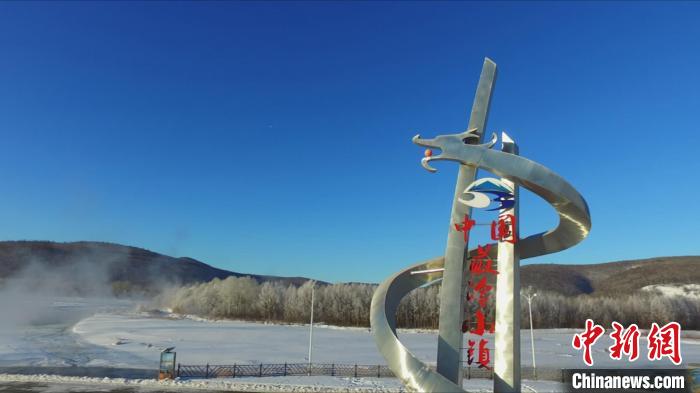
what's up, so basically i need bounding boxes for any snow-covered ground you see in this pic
[0,373,566,392]
[642,283,700,299]
[71,312,699,370]
[1,297,698,392]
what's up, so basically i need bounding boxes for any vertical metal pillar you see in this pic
[525,292,537,380]
[308,284,315,375]
[494,132,521,393]
[436,57,497,384]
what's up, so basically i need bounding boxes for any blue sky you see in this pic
[0,2,698,283]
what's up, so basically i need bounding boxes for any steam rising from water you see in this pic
[0,243,135,328]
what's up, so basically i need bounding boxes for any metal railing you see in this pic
[177,363,395,379]
[177,363,563,381]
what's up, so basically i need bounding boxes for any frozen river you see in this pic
[72,313,699,370]
[0,297,137,368]
[0,297,698,373]
[0,299,563,391]
[0,298,698,392]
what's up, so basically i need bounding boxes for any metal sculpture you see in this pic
[370,58,591,392]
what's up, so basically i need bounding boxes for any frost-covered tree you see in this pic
[156,277,700,329]
[258,282,283,321]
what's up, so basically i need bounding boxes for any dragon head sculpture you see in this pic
[412,127,498,172]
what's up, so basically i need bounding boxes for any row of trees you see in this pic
[157,276,700,330]
[159,278,375,327]
[525,290,700,329]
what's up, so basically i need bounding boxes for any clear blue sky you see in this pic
[0,2,698,283]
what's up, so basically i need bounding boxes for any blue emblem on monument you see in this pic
[459,178,515,211]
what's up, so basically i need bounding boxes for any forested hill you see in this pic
[162,256,700,329]
[0,240,696,299]
[401,255,699,297]
[0,241,317,295]
[520,256,700,296]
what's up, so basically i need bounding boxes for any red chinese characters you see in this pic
[648,322,682,365]
[469,309,486,336]
[456,210,517,371]
[470,245,498,275]
[477,339,491,368]
[454,215,476,242]
[464,242,498,370]
[609,322,640,361]
[490,214,517,244]
[572,319,605,366]
[465,339,492,370]
[572,320,683,366]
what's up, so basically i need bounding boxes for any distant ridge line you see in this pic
[0,241,696,296]
[0,240,325,294]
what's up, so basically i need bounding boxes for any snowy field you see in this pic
[0,373,567,392]
[71,312,699,370]
[0,297,698,392]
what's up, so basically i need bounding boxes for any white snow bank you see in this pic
[641,284,700,299]
[0,373,566,392]
[0,373,404,392]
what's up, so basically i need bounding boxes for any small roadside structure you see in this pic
[158,347,176,380]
